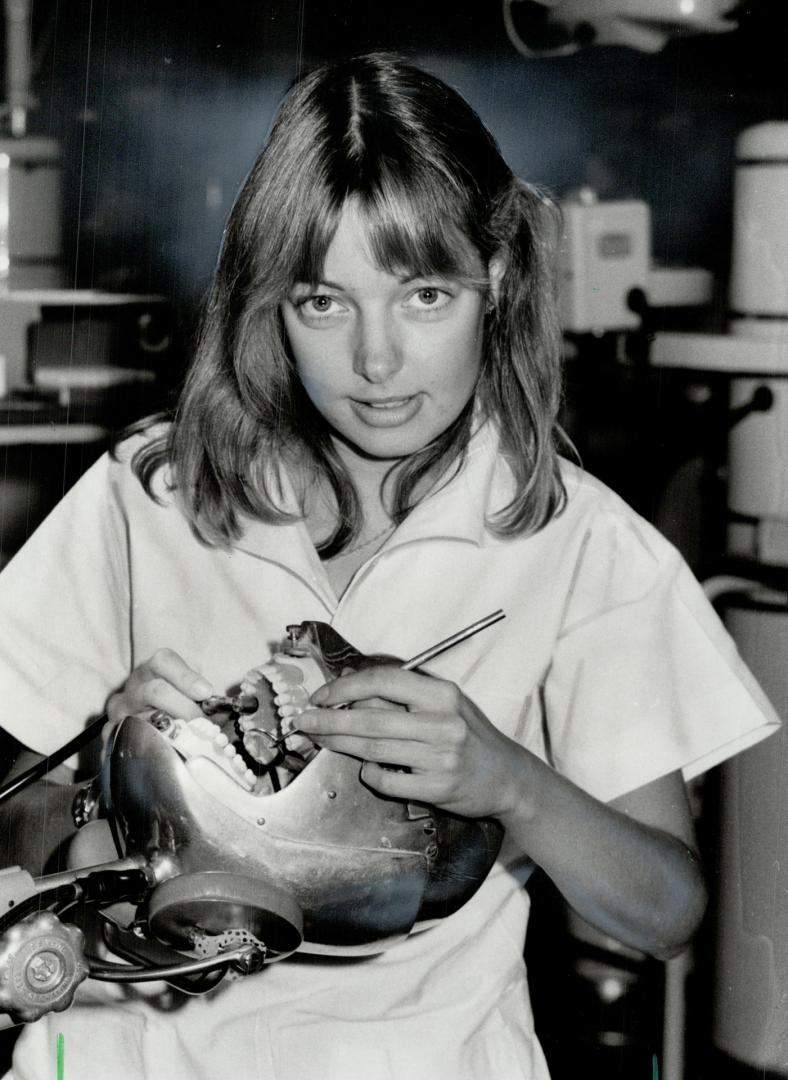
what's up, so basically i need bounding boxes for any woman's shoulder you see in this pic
[45,418,178,529]
[555,457,682,571]
[533,459,695,637]
[483,430,675,570]
[558,457,633,513]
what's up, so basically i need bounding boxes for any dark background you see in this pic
[4,0,787,327]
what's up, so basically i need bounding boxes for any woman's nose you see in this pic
[352,313,404,383]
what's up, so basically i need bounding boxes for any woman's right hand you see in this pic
[106,648,214,725]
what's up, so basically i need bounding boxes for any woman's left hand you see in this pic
[300,666,707,960]
[298,667,526,820]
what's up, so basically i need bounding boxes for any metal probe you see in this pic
[400,609,505,670]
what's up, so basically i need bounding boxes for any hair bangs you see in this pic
[288,183,487,293]
[283,125,488,290]
[286,191,343,287]
[363,172,486,285]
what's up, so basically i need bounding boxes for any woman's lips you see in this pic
[350,394,423,428]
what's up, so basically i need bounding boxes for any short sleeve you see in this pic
[0,453,132,755]
[542,509,781,803]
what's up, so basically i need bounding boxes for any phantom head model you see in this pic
[0,619,503,1025]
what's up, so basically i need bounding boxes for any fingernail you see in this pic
[193,678,214,699]
[310,685,329,705]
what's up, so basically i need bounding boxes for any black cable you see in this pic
[0,714,108,807]
[0,882,81,936]
[85,953,247,982]
[0,867,147,939]
[77,868,149,905]
[88,961,228,994]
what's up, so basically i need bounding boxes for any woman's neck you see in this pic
[297,442,394,598]
[300,440,394,552]
[331,437,399,506]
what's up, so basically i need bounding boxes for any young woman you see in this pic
[0,53,778,1080]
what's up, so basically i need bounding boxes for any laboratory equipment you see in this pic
[503,0,738,56]
[559,190,712,335]
[0,0,173,567]
[652,121,788,1075]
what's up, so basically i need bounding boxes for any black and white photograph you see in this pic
[0,3,786,1078]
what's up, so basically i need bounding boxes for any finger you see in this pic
[107,677,206,724]
[299,706,445,744]
[143,676,208,719]
[306,732,447,769]
[351,695,407,712]
[144,648,214,701]
[106,692,130,726]
[359,761,449,804]
[310,668,460,711]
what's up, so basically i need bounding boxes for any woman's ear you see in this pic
[488,254,507,307]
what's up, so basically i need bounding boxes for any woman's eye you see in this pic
[300,295,339,316]
[408,287,452,311]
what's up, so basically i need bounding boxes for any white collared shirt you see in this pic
[0,423,779,1079]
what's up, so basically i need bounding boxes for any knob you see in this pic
[0,912,89,1022]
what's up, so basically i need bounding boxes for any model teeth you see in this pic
[235,672,285,767]
[276,688,310,709]
[230,650,327,779]
[260,663,279,676]
[164,718,255,792]
[270,660,307,685]
[285,732,316,756]
[240,731,279,767]
[190,717,219,737]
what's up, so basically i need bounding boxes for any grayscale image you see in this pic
[0,3,785,1078]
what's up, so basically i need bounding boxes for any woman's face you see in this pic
[281,202,488,462]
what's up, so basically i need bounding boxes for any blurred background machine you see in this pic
[559,190,713,333]
[503,0,738,55]
[539,112,788,1079]
[0,0,173,566]
[652,121,788,1077]
[554,114,788,1077]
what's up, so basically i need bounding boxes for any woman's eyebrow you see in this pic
[288,278,349,294]
[397,271,453,284]
[290,272,456,292]
[291,278,339,289]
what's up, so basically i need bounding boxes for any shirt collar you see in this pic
[233,419,512,595]
[378,419,511,552]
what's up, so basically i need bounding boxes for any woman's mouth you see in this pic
[350,394,423,428]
